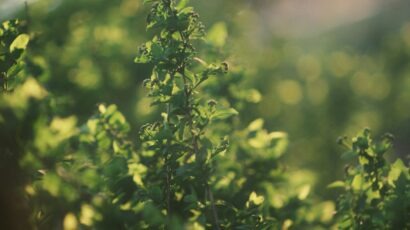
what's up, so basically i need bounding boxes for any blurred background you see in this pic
[1,0,409,200]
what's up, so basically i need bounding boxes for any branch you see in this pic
[207,184,220,230]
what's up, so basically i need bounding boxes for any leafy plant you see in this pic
[134,0,273,228]
[0,19,29,92]
[331,129,410,229]
[1,1,409,230]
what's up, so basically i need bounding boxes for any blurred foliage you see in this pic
[0,0,409,229]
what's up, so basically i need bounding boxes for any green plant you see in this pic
[2,1,409,230]
[0,0,277,228]
[0,19,29,92]
[134,0,274,228]
[331,129,410,229]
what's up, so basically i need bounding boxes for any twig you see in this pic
[165,103,172,217]
[24,1,31,32]
[207,184,220,230]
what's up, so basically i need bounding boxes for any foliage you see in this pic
[134,0,274,228]
[0,0,409,229]
[332,129,410,229]
[0,19,29,92]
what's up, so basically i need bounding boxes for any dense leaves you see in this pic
[135,0,267,228]
[0,19,29,92]
[0,1,409,229]
[333,129,410,229]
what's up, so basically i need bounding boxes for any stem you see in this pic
[25,1,31,31]
[177,18,220,230]
[178,30,196,163]
[207,184,220,230]
[5,76,8,92]
[166,162,171,216]
[165,102,172,217]
[162,4,220,227]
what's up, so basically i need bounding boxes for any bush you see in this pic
[0,0,409,229]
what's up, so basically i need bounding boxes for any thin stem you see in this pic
[177,17,221,230]
[25,1,31,31]
[5,76,8,92]
[207,184,220,230]
[166,162,171,216]
[165,102,172,217]
[164,3,220,227]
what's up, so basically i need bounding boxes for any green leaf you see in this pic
[248,118,264,131]
[10,34,30,52]
[6,62,24,78]
[113,140,121,153]
[211,108,238,121]
[106,104,118,115]
[151,42,163,60]
[351,174,364,191]
[109,111,127,126]
[134,54,150,63]
[338,217,352,229]
[87,119,98,134]
[42,173,62,196]
[178,7,194,15]
[327,181,345,189]
[298,185,311,200]
[247,191,264,207]
[388,159,407,186]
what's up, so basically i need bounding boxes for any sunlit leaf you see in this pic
[351,174,364,191]
[388,159,406,187]
[63,213,78,230]
[247,191,264,207]
[9,33,29,52]
[211,108,238,121]
[327,181,345,189]
[298,185,311,200]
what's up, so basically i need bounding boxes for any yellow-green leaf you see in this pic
[327,181,345,189]
[248,118,264,131]
[247,191,264,207]
[351,174,364,191]
[388,159,407,186]
[63,213,78,230]
[10,34,30,52]
[211,108,238,121]
[298,185,311,200]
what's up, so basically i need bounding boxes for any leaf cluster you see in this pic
[1,1,409,230]
[0,20,29,92]
[332,129,410,229]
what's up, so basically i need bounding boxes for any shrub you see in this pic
[0,1,409,229]
[331,129,409,229]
